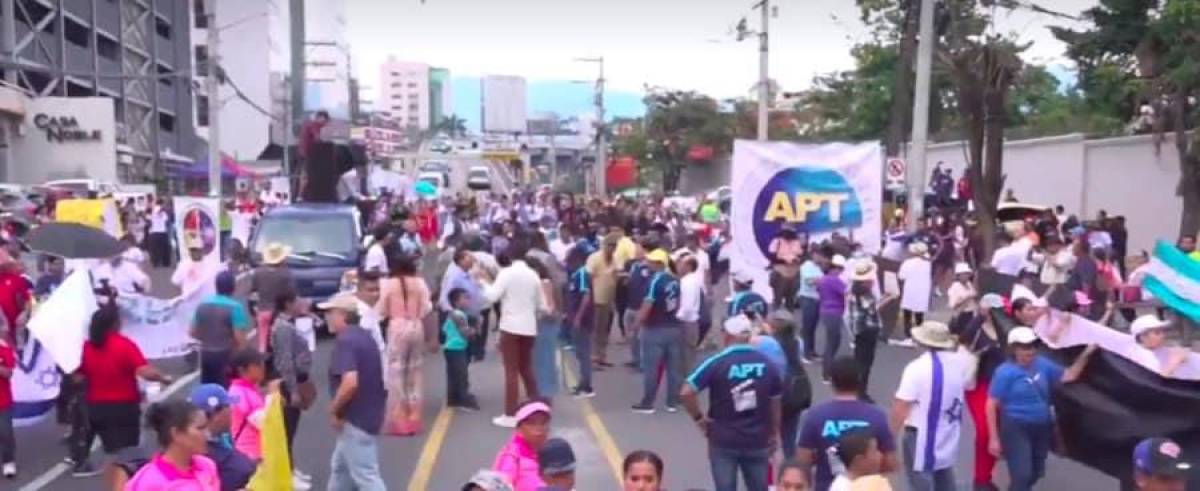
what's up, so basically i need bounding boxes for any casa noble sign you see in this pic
[33,113,102,143]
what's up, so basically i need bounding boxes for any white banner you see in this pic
[11,341,62,426]
[731,140,883,300]
[173,197,221,263]
[116,286,207,360]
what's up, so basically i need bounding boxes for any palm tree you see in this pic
[437,114,468,138]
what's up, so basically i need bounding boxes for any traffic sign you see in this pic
[885,157,906,188]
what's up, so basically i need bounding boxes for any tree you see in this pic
[642,89,732,191]
[1054,0,1200,235]
[436,114,467,138]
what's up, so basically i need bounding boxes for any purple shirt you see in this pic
[816,272,846,316]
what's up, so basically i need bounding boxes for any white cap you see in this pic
[831,255,847,268]
[732,270,756,285]
[1130,315,1170,337]
[954,262,972,275]
[723,315,754,337]
[1007,327,1039,345]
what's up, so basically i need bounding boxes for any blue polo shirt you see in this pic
[989,355,1064,424]
[624,260,653,310]
[727,290,769,320]
[643,270,680,328]
[687,345,782,449]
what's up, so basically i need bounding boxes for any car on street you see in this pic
[431,140,453,153]
[418,171,449,197]
[419,160,451,185]
[248,203,362,332]
[466,166,492,190]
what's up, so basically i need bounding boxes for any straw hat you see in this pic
[908,242,929,257]
[851,261,877,282]
[911,320,957,350]
[261,242,292,265]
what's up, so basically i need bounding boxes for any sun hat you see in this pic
[537,437,577,476]
[1130,315,1171,337]
[261,242,292,265]
[908,242,929,257]
[1007,326,1039,345]
[317,293,360,312]
[954,262,972,275]
[514,401,551,425]
[851,261,876,282]
[910,320,957,350]
[645,248,670,264]
[723,315,755,337]
[1134,437,1192,478]
[831,255,847,268]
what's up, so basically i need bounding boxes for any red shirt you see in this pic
[80,332,147,404]
[0,271,29,343]
[0,342,13,410]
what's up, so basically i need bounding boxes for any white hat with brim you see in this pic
[851,261,877,282]
[317,294,359,312]
[1130,315,1171,337]
[911,321,957,350]
[732,270,756,285]
[1007,326,1039,345]
[831,255,847,268]
[261,242,292,265]
[909,242,929,257]
[954,262,972,275]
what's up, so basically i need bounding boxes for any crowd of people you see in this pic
[0,178,1194,491]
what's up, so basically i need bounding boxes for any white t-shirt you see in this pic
[895,350,969,472]
[357,298,385,354]
[897,257,932,313]
[149,209,169,233]
[1011,283,1037,303]
[946,281,976,313]
[364,243,389,274]
[829,474,852,491]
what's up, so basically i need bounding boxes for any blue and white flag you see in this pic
[1142,240,1200,324]
[11,341,62,427]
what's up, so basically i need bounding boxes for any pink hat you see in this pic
[1074,290,1093,306]
[514,401,551,425]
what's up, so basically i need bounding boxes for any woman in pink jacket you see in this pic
[492,400,552,491]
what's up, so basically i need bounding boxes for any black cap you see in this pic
[1135,438,1192,478]
[536,437,576,476]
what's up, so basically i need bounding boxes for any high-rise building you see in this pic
[191,0,292,161]
[481,75,527,135]
[0,0,199,183]
[303,0,351,120]
[428,67,452,129]
[378,58,430,131]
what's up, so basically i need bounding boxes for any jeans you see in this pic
[853,330,878,397]
[444,349,473,406]
[533,318,561,397]
[708,445,770,491]
[624,309,641,367]
[780,409,801,461]
[902,428,957,491]
[798,296,819,358]
[0,410,13,463]
[681,321,700,374]
[818,313,844,379]
[638,327,683,407]
[572,321,594,391]
[328,423,386,491]
[1000,415,1053,491]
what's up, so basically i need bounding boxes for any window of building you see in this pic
[155,17,171,39]
[408,103,418,111]
[406,82,417,89]
[157,64,173,87]
[64,17,90,48]
[16,1,54,33]
[97,35,119,61]
[196,95,209,126]
[159,112,176,133]
[194,46,208,70]
[193,1,208,28]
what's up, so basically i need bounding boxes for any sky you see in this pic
[347,0,1098,125]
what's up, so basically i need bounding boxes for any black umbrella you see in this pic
[26,222,128,259]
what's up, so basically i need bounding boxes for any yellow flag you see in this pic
[246,394,293,491]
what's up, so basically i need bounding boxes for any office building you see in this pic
[378,58,430,131]
[0,0,199,183]
[429,67,452,128]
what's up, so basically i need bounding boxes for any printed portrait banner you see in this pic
[731,140,883,301]
[173,196,221,263]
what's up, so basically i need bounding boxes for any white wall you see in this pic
[481,75,528,134]
[10,97,117,184]
[924,134,1087,213]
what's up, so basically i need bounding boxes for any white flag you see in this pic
[27,270,98,372]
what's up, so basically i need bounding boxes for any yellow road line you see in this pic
[560,349,625,484]
[407,407,455,491]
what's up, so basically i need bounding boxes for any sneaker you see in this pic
[563,344,575,351]
[821,377,831,385]
[71,461,101,477]
[631,404,656,414]
[572,386,596,399]
[890,338,917,348]
[456,399,482,412]
[62,456,75,465]
[293,475,312,490]
[2,462,15,478]
[294,468,313,482]
[492,415,517,428]
[664,405,680,413]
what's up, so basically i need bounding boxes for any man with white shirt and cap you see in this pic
[91,247,151,294]
[890,320,968,491]
[895,242,933,347]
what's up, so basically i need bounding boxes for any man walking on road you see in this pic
[587,233,621,368]
[631,249,684,414]
[681,314,782,491]
[321,294,388,491]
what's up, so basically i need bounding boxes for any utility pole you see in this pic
[206,0,222,198]
[281,75,292,182]
[906,0,935,232]
[575,57,606,195]
[756,0,770,141]
[1,0,14,86]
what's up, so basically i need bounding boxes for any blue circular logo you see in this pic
[751,166,863,256]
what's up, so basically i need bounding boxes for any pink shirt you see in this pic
[492,433,546,491]
[124,454,221,491]
[228,377,266,459]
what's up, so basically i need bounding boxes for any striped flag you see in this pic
[1142,240,1200,324]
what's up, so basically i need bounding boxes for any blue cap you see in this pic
[1134,437,1192,477]
[189,383,238,413]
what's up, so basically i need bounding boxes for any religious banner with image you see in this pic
[730,140,882,300]
[173,196,221,263]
